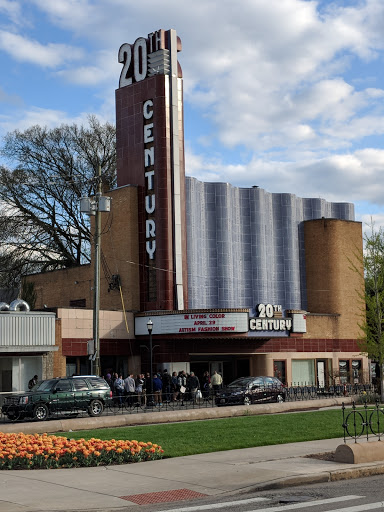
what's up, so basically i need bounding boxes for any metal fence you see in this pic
[0,382,374,424]
[342,400,384,443]
[285,383,374,401]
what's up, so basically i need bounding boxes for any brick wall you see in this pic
[92,185,140,311]
[304,218,365,339]
[24,185,140,312]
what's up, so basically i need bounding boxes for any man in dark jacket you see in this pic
[188,371,200,402]
[162,369,171,402]
[152,373,163,405]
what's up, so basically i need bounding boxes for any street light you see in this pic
[147,318,154,405]
[80,166,111,376]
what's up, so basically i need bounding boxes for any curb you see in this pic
[245,463,384,492]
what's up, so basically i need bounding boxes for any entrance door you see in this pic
[237,359,250,378]
[210,362,223,375]
[190,362,209,384]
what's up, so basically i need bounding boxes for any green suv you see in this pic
[2,376,113,421]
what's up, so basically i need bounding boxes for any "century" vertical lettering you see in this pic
[143,99,156,259]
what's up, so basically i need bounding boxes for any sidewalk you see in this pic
[1,437,384,512]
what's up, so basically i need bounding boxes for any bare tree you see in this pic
[0,116,116,290]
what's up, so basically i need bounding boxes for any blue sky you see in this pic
[1,0,384,234]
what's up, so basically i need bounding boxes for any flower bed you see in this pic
[0,432,164,469]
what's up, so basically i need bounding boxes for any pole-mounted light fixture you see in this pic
[147,318,154,405]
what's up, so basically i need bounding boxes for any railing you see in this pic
[342,401,384,443]
[286,383,374,401]
[0,383,374,423]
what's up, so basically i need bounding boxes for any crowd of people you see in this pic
[102,369,224,407]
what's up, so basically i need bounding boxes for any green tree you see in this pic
[359,222,384,402]
[0,116,116,292]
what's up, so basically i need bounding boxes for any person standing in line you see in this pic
[105,373,113,391]
[188,371,200,402]
[178,370,187,404]
[201,371,211,399]
[143,372,151,404]
[114,374,124,406]
[211,371,223,392]
[152,373,163,405]
[124,373,136,407]
[135,374,144,405]
[171,371,179,401]
[162,369,171,402]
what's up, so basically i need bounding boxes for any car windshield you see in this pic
[33,380,57,392]
[227,378,255,388]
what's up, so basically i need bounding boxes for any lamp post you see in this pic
[93,169,102,377]
[147,318,154,403]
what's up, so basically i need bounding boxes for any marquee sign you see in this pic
[249,304,292,332]
[248,304,307,336]
[135,312,249,336]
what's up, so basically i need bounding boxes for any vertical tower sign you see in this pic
[116,29,187,312]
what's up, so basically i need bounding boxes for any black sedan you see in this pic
[215,376,286,406]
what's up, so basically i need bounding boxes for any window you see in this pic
[55,380,72,392]
[251,377,263,388]
[72,379,89,391]
[352,360,362,383]
[264,377,278,389]
[292,360,315,385]
[36,379,57,392]
[339,360,350,384]
[88,378,108,389]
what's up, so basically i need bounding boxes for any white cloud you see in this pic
[55,50,120,86]
[0,107,92,135]
[0,0,22,25]
[0,30,84,68]
[186,146,384,207]
[23,0,384,157]
[171,0,384,156]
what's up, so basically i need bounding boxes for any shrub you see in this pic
[355,392,381,405]
[0,432,164,470]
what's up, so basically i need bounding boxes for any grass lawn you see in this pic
[58,409,344,458]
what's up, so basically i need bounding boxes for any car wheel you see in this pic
[243,396,251,406]
[33,403,49,421]
[276,394,285,403]
[88,399,104,417]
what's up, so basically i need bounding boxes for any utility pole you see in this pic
[93,165,102,377]
[80,166,110,376]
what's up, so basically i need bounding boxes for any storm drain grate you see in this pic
[120,488,208,504]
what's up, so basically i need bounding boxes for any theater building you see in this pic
[25,28,368,386]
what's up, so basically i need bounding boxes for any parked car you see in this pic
[2,376,113,421]
[215,376,286,406]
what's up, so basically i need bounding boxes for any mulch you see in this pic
[305,451,336,462]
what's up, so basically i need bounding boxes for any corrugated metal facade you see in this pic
[0,312,55,348]
[186,178,355,311]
